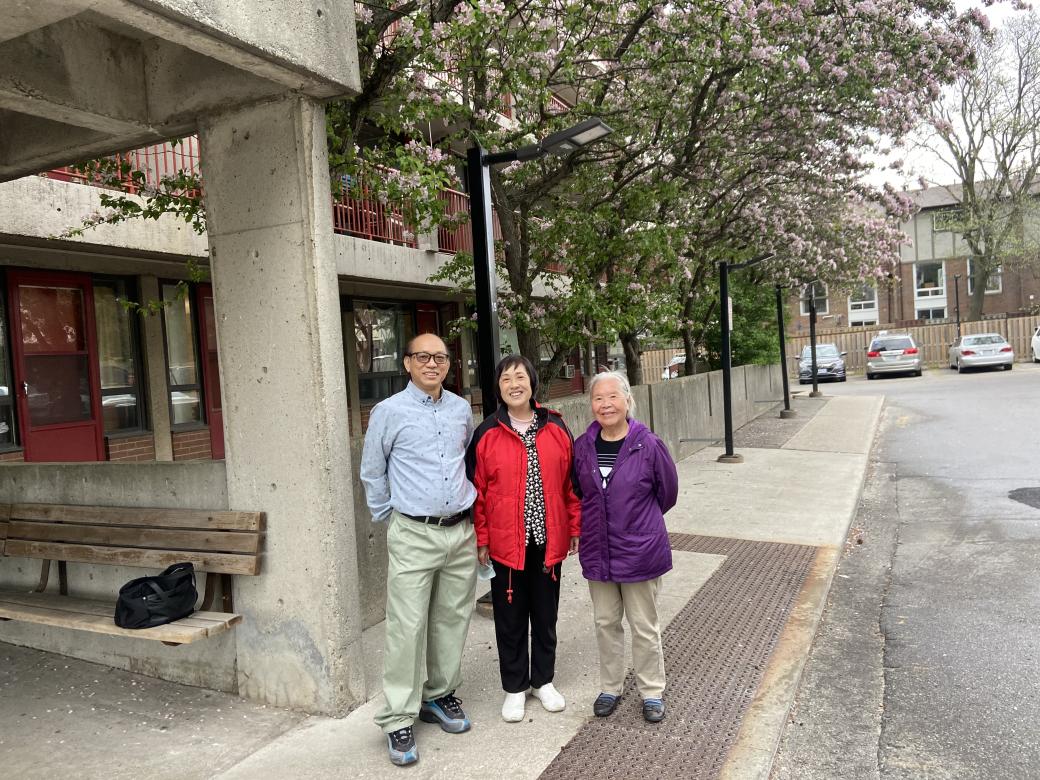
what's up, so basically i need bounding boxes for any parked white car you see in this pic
[661,354,686,380]
[1032,325,1040,363]
[948,333,1014,373]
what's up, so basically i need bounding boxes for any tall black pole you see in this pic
[717,262,742,463]
[954,273,962,338]
[775,286,796,419]
[467,145,501,419]
[808,291,821,398]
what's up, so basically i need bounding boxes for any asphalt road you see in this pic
[772,363,1040,780]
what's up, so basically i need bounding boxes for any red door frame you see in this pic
[195,283,224,459]
[7,269,105,462]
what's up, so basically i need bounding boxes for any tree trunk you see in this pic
[620,331,643,386]
[681,326,696,375]
[968,269,988,321]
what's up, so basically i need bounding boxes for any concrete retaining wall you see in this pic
[0,462,237,691]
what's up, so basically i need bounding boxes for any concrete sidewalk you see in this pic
[0,392,882,780]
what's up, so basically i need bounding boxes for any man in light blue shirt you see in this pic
[360,332,478,767]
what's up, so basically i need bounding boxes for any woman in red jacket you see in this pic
[466,354,581,723]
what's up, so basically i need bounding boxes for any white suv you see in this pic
[1032,325,1040,363]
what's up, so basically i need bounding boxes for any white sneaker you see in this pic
[531,682,566,712]
[501,691,526,722]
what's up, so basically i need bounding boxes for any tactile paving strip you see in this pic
[540,534,818,780]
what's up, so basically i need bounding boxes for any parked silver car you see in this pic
[948,333,1014,373]
[866,332,922,380]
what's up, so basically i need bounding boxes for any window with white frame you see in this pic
[966,259,1002,295]
[916,306,946,320]
[799,281,828,315]
[848,282,878,325]
[914,262,945,297]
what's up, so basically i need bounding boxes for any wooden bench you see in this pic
[0,503,264,646]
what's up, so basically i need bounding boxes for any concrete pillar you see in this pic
[198,96,365,714]
[139,275,174,461]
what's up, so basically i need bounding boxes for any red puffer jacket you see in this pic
[466,404,581,572]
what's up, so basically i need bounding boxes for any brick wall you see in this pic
[105,434,156,462]
[172,428,212,461]
[0,449,24,463]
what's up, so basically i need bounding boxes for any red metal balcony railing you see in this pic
[40,137,201,197]
[332,174,418,248]
[38,141,522,258]
[437,187,502,255]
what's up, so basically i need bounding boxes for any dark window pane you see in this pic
[24,354,91,425]
[19,286,86,352]
[354,301,412,374]
[101,392,140,430]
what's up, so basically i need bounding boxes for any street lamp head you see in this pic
[539,117,613,156]
[483,117,614,165]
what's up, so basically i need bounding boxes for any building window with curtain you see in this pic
[0,286,17,449]
[915,262,944,297]
[161,282,204,426]
[93,277,146,433]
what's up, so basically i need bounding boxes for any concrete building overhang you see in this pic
[0,0,360,181]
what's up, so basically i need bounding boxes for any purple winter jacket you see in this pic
[573,418,679,583]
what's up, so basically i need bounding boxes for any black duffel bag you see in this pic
[114,562,198,629]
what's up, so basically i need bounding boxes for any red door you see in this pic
[196,284,224,459]
[8,271,105,461]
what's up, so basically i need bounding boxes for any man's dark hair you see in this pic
[494,354,539,407]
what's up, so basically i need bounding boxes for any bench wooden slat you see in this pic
[0,591,241,645]
[8,521,261,555]
[0,520,7,557]
[0,591,234,628]
[4,540,260,575]
[11,503,264,532]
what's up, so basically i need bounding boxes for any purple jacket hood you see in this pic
[573,418,679,583]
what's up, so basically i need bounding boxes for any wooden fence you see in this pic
[787,315,1040,374]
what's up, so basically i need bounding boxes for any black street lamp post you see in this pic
[467,118,613,418]
[954,273,962,338]
[775,286,796,419]
[717,252,774,464]
[807,286,822,398]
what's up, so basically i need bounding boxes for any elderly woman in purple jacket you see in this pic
[573,371,678,723]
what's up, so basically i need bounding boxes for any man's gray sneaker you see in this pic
[418,692,471,733]
[386,726,418,766]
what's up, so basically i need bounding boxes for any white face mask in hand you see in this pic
[477,561,496,581]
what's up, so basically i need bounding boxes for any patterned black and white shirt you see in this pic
[512,421,547,546]
[595,432,626,488]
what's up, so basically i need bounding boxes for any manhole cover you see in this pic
[1009,487,1040,510]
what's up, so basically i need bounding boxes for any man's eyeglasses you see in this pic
[406,351,451,366]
